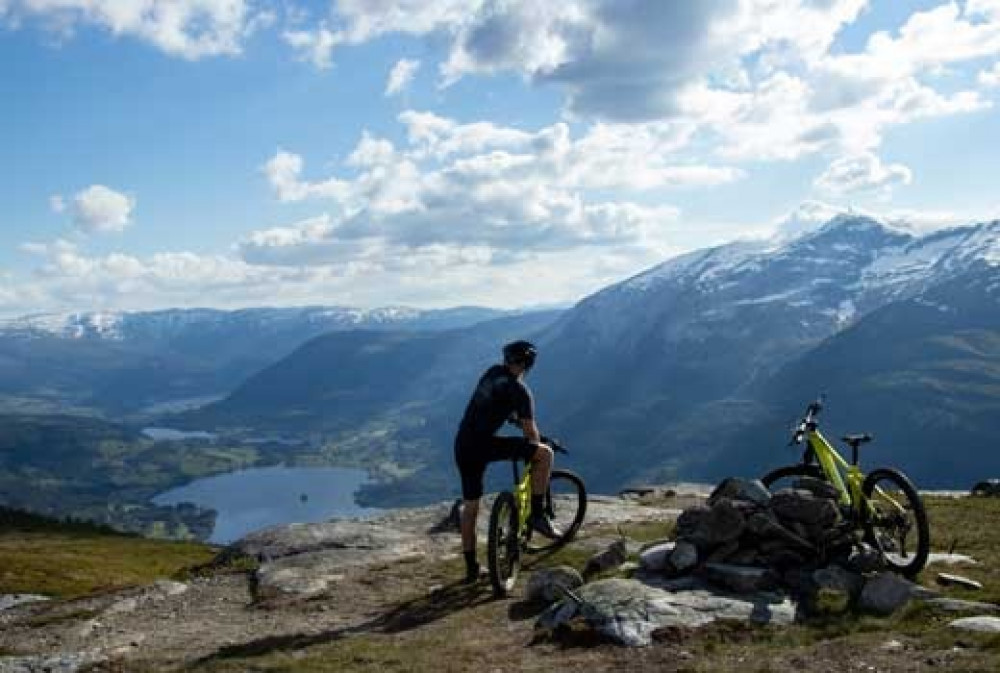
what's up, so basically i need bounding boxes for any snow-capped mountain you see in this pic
[555,215,999,353]
[0,305,520,416]
[0,305,506,341]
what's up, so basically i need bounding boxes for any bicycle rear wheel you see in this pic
[760,463,825,492]
[526,469,587,554]
[862,468,930,577]
[487,491,521,597]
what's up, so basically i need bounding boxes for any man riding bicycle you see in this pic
[454,340,560,584]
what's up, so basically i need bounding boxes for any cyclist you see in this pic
[454,340,560,584]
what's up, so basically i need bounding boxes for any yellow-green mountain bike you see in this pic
[761,398,930,577]
[487,436,587,597]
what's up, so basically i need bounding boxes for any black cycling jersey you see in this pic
[457,364,534,441]
[454,364,537,500]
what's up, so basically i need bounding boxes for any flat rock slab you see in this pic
[234,519,428,561]
[537,578,795,647]
[0,652,106,673]
[926,552,978,566]
[922,597,1000,613]
[949,616,1000,633]
[0,595,50,612]
[936,573,983,590]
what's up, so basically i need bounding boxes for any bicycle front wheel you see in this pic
[862,468,930,577]
[526,469,587,554]
[487,490,521,597]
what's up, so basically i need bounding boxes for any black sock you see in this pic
[464,550,477,572]
[531,494,544,517]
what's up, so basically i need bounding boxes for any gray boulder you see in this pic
[846,542,884,574]
[584,539,629,576]
[810,566,864,615]
[948,616,1000,633]
[704,563,779,594]
[639,542,675,572]
[668,541,699,574]
[770,489,839,529]
[792,477,840,501]
[536,578,796,647]
[527,566,584,605]
[709,478,771,507]
[859,573,934,616]
[681,498,746,550]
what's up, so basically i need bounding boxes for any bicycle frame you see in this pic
[511,460,533,537]
[807,429,863,508]
[806,429,906,519]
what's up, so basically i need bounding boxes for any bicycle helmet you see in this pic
[502,340,537,371]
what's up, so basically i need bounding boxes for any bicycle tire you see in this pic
[487,490,520,597]
[862,467,930,578]
[760,463,825,491]
[526,469,587,554]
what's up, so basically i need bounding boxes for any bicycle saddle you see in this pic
[841,433,873,448]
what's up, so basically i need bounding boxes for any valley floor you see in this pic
[2,494,1000,672]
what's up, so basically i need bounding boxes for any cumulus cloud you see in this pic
[0,1,269,59]
[5,230,672,315]
[56,185,135,233]
[263,150,350,203]
[814,152,913,197]
[980,62,1000,87]
[385,58,420,96]
[251,111,745,267]
[281,0,997,168]
[283,24,338,69]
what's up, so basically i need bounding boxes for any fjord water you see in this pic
[152,465,380,543]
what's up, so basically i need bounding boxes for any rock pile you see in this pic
[638,477,925,616]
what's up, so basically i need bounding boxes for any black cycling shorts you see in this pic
[454,435,539,501]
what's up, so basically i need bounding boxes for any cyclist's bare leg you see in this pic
[461,498,479,553]
[530,443,553,495]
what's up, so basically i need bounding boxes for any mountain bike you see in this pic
[761,397,930,577]
[487,436,587,597]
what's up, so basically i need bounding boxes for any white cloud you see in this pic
[329,0,478,44]
[770,200,982,240]
[253,112,744,267]
[385,58,420,96]
[283,24,338,69]
[772,200,845,240]
[284,0,996,169]
[1,1,268,59]
[814,152,912,197]
[66,185,135,233]
[263,150,350,203]
[49,194,65,214]
[980,62,1000,87]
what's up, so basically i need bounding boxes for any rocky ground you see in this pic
[2,487,999,672]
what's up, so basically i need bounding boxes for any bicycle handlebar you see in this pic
[506,417,569,454]
[542,435,568,454]
[789,395,825,446]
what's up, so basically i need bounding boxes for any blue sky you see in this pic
[1,0,999,316]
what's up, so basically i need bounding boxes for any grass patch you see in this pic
[0,531,216,598]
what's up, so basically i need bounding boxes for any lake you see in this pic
[152,465,381,544]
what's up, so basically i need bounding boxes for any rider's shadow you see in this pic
[194,581,494,666]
